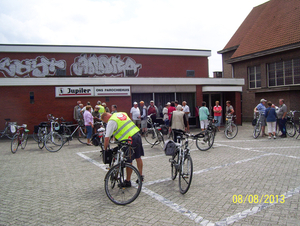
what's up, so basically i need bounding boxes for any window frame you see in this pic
[248,65,261,89]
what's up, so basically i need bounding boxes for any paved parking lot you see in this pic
[1,123,300,225]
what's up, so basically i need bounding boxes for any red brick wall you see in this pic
[0,52,209,78]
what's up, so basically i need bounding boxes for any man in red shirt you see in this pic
[147,100,158,123]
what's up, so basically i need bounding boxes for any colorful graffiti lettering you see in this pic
[0,56,66,78]
[70,54,142,77]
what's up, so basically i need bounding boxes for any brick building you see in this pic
[218,0,300,122]
[0,44,244,132]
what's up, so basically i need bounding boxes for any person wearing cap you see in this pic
[163,102,170,126]
[139,101,147,135]
[182,101,190,132]
[147,100,158,123]
[102,102,110,113]
[254,98,267,137]
[97,100,105,115]
[130,102,141,128]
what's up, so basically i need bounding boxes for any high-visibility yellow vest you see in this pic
[109,112,140,141]
[98,105,105,114]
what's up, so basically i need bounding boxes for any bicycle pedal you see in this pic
[169,159,176,163]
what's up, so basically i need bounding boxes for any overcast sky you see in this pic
[0,0,268,77]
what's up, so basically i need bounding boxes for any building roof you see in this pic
[219,0,300,61]
[0,44,211,57]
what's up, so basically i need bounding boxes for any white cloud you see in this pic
[0,0,268,76]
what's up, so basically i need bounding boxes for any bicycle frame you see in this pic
[170,131,193,194]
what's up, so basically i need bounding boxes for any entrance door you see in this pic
[202,93,223,124]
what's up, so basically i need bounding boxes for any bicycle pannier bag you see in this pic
[164,140,177,156]
[102,149,113,164]
[91,134,100,146]
[252,118,257,126]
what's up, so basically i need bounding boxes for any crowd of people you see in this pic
[254,98,288,139]
[71,97,289,186]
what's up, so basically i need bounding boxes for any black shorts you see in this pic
[126,132,144,163]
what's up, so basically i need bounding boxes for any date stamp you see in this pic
[232,194,285,204]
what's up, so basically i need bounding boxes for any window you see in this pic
[268,58,300,87]
[248,66,261,89]
[186,70,195,77]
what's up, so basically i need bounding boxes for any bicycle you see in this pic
[166,129,193,194]
[37,116,64,152]
[253,111,263,139]
[296,117,300,140]
[11,124,29,154]
[0,118,17,139]
[194,128,215,151]
[144,114,164,149]
[224,115,238,139]
[207,116,217,137]
[100,139,142,205]
[286,110,300,137]
[59,118,88,145]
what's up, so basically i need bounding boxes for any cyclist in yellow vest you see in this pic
[96,101,105,116]
[101,112,144,187]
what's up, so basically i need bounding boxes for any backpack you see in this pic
[164,140,177,156]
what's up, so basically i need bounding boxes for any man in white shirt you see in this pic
[182,101,190,132]
[130,102,141,128]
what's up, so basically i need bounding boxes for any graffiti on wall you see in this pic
[70,54,142,77]
[0,56,66,78]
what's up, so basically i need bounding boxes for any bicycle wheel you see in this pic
[34,127,46,143]
[225,123,238,139]
[11,134,19,154]
[77,126,87,144]
[104,163,142,205]
[179,154,193,194]
[21,132,28,149]
[171,150,179,180]
[286,122,296,137]
[45,132,63,152]
[144,129,156,145]
[32,132,39,142]
[196,131,214,151]
[253,122,261,139]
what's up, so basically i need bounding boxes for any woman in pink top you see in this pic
[213,101,222,131]
[83,106,94,145]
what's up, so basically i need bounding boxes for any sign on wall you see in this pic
[95,86,130,96]
[55,86,130,97]
[55,87,94,97]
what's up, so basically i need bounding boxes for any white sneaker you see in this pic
[268,136,272,139]
[273,136,276,139]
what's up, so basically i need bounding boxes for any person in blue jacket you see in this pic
[265,101,277,139]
